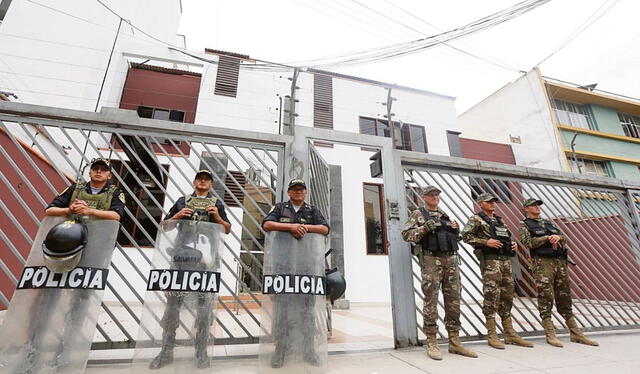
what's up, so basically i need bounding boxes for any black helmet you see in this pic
[325,268,346,302]
[42,220,88,273]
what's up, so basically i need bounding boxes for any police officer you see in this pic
[150,169,231,369]
[461,192,533,349]
[262,178,329,368]
[45,158,124,220]
[517,198,598,347]
[402,186,477,360]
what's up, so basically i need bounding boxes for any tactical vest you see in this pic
[69,182,117,210]
[277,202,314,224]
[185,194,218,222]
[418,208,459,254]
[522,218,566,258]
[476,212,515,257]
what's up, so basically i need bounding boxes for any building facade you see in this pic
[459,68,640,181]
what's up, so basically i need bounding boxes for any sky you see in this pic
[177,0,640,113]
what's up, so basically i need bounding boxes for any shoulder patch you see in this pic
[60,186,69,195]
[118,193,126,203]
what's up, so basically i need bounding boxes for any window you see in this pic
[214,56,240,97]
[618,113,640,138]
[568,157,609,177]
[447,131,462,157]
[359,117,427,152]
[110,160,169,247]
[137,106,185,145]
[552,99,594,129]
[313,74,333,129]
[363,183,387,255]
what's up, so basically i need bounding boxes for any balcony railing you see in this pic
[621,122,640,138]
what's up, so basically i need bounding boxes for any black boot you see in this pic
[194,333,210,369]
[270,344,286,369]
[149,331,175,370]
[303,350,320,367]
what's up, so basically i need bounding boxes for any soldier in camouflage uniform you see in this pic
[518,198,598,347]
[461,192,533,349]
[402,186,477,360]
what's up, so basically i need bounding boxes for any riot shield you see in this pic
[129,220,224,373]
[259,232,328,374]
[0,216,119,374]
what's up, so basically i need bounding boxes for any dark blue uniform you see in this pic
[164,193,230,224]
[262,201,329,231]
[47,183,125,218]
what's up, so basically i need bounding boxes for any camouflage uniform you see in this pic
[402,208,461,335]
[518,217,573,321]
[461,213,515,320]
[518,197,597,347]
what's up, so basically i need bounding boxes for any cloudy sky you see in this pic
[178,0,639,113]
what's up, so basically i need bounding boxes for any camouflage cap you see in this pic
[523,198,543,208]
[89,158,110,170]
[421,185,441,195]
[476,192,498,203]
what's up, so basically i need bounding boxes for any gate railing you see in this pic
[399,151,640,343]
[0,102,289,349]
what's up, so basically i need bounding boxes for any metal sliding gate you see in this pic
[402,159,640,342]
[0,107,286,349]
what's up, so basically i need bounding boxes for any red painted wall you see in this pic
[0,129,72,308]
[459,137,517,164]
[116,65,202,155]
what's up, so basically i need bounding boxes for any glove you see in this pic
[423,219,437,233]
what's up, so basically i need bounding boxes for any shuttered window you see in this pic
[313,74,333,129]
[214,56,240,97]
[224,170,247,207]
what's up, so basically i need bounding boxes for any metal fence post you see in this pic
[382,145,418,348]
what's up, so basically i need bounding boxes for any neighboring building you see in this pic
[459,68,640,181]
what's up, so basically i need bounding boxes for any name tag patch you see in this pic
[262,274,325,295]
[17,266,108,290]
[147,270,221,293]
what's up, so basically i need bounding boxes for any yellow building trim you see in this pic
[557,125,640,144]
[544,80,640,117]
[563,149,640,165]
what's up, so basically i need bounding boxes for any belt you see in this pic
[483,254,512,260]
[424,250,456,258]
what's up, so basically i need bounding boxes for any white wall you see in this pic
[458,70,565,171]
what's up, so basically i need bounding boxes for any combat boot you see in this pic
[486,318,505,349]
[502,317,534,347]
[447,330,478,358]
[425,334,442,360]
[270,344,286,369]
[541,318,563,347]
[566,317,599,346]
[195,321,211,368]
[149,331,176,369]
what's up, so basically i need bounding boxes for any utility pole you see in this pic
[282,67,300,136]
[383,87,401,149]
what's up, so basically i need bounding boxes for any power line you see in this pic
[533,0,619,68]
[287,0,551,69]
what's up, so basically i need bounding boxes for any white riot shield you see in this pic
[0,216,119,374]
[259,232,328,374]
[129,220,223,373]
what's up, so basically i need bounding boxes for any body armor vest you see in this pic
[522,218,565,258]
[477,212,515,257]
[278,202,314,224]
[418,208,459,253]
[69,182,116,210]
[185,195,218,222]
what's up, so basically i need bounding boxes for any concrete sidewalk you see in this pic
[87,329,639,374]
